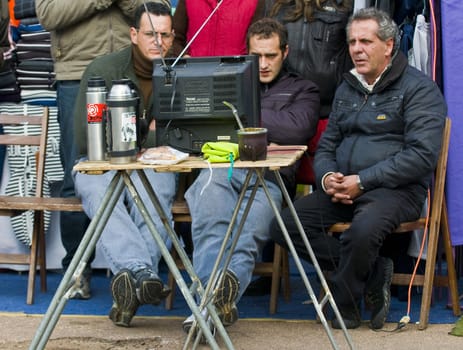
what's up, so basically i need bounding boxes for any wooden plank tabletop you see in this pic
[74,145,307,174]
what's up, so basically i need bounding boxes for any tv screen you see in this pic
[152,55,261,153]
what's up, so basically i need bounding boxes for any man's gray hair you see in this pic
[346,7,400,53]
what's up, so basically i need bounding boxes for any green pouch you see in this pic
[201,142,239,163]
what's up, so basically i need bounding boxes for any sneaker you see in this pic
[182,309,216,344]
[214,270,240,327]
[365,257,394,329]
[182,270,240,337]
[331,303,361,329]
[109,269,139,327]
[68,270,91,300]
[134,268,171,305]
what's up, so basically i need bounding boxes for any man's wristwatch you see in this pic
[356,175,365,191]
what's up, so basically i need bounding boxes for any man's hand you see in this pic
[323,172,363,204]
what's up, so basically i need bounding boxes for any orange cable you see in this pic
[429,0,438,81]
[404,0,438,320]
[406,189,431,317]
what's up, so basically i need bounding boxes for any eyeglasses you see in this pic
[137,30,174,41]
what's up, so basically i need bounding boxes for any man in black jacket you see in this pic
[183,17,320,335]
[270,7,447,330]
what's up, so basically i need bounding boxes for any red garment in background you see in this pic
[185,0,258,56]
[9,0,20,27]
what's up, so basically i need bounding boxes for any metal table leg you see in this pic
[29,172,125,350]
[125,171,230,349]
[183,169,259,349]
[254,169,356,350]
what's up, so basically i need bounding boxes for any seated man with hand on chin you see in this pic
[183,17,320,335]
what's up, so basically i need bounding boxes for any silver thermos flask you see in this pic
[106,79,139,164]
[86,76,107,161]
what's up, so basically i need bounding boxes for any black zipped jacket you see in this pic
[261,69,320,194]
[272,2,353,119]
[314,52,447,193]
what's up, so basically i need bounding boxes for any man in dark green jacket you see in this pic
[73,2,177,328]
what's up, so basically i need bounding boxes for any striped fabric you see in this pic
[1,103,63,246]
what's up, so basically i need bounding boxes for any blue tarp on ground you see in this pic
[0,262,459,325]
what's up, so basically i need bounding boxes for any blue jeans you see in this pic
[56,80,91,270]
[74,168,177,275]
[185,168,282,301]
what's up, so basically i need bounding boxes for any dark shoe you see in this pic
[109,269,139,327]
[243,276,272,296]
[214,270,240,326]
[68,270,91,300]
[181,270,239,343]
[365,257,394,330]
[134,268,171,305]
[331,304,361,329]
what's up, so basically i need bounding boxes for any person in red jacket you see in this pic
[172,0,265,57]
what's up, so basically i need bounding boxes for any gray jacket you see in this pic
[36,0,142,80]
[315,52,447,192]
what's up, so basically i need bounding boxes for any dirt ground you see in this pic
[1,313,462,350]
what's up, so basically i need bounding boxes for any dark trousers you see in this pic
[57,81,92,270]
[270,186,424,308]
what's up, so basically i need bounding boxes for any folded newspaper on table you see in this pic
[138,146,189,165]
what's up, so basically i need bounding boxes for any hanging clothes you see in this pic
[407,13,432,259]
[353,0,394,16]
[353,0,367,11]
[409,14,431,78]
[399,20,414,57]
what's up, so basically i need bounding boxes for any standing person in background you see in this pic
[266,0,353,119]
[172,0,265,57]
[35,0,145,300]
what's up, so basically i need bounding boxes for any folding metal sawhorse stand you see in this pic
[184,152,356,350]
[28,146,355,349]
[29,169,229,350]
[258,166,355,350]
